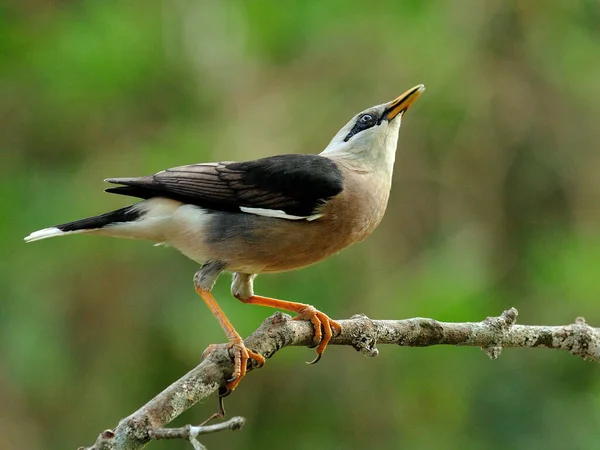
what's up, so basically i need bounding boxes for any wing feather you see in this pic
[105,154,344,218]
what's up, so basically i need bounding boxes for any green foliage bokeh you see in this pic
[2,1,600,449]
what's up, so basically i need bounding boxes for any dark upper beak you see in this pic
[383,84,425,121]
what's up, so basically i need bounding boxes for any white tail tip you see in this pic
[24,227,64,243]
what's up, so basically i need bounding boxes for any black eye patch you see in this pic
[343,113,379,142]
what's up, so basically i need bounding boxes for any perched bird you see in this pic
[25,84,425,394]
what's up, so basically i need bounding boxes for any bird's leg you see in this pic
[194,263,264,395]
[231,274,341,364]
[237,295,342,364]
[196,288,265,392]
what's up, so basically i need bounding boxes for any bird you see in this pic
[25,84,425,394]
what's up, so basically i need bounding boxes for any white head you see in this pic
[321,85,425,176]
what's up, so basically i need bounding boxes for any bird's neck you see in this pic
[321,144,397,183]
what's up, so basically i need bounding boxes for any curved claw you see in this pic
[218,385,232,398]
[306,352,322,365]
[294,306,342,364]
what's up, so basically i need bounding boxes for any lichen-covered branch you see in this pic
[82,308,600,450]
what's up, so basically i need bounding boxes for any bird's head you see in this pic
[321,84,425,174]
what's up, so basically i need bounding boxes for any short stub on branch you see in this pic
[348,313,380,357]
[480,307,519,359]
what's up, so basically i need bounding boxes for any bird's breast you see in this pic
[322,170,391,245]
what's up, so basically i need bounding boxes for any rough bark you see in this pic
[81,308,600,449]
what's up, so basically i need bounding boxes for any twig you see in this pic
[147,417,245,450]
[81,308,600,449]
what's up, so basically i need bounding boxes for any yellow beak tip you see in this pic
[385,84,425,120]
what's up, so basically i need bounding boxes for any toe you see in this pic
[295,306,323,346]
[315,313,333,354]
[224,342,264,393]
[331,319,343,336]
[310,314,323,346]
[248,350,266,368]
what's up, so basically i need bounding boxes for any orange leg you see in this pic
[238,296,342,364]
[196,288,265,393]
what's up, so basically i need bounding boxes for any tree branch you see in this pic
[81,308,600,449]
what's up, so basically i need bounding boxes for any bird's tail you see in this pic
[24,205,143,243]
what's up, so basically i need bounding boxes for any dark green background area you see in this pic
[2,1,599,449]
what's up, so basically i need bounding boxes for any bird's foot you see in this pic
[293,306,342,364]
[226,339,265,392]
[203,338,265,396]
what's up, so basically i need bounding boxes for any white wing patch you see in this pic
[239,207,323,221]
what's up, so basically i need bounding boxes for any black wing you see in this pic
[105,154,344,217]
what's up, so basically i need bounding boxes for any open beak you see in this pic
[383,84,425,121]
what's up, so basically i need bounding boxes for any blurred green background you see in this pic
[2,0,600,449]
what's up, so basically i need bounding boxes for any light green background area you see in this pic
[2,1,600,449]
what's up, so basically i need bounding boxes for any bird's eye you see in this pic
[343,112,378,142]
